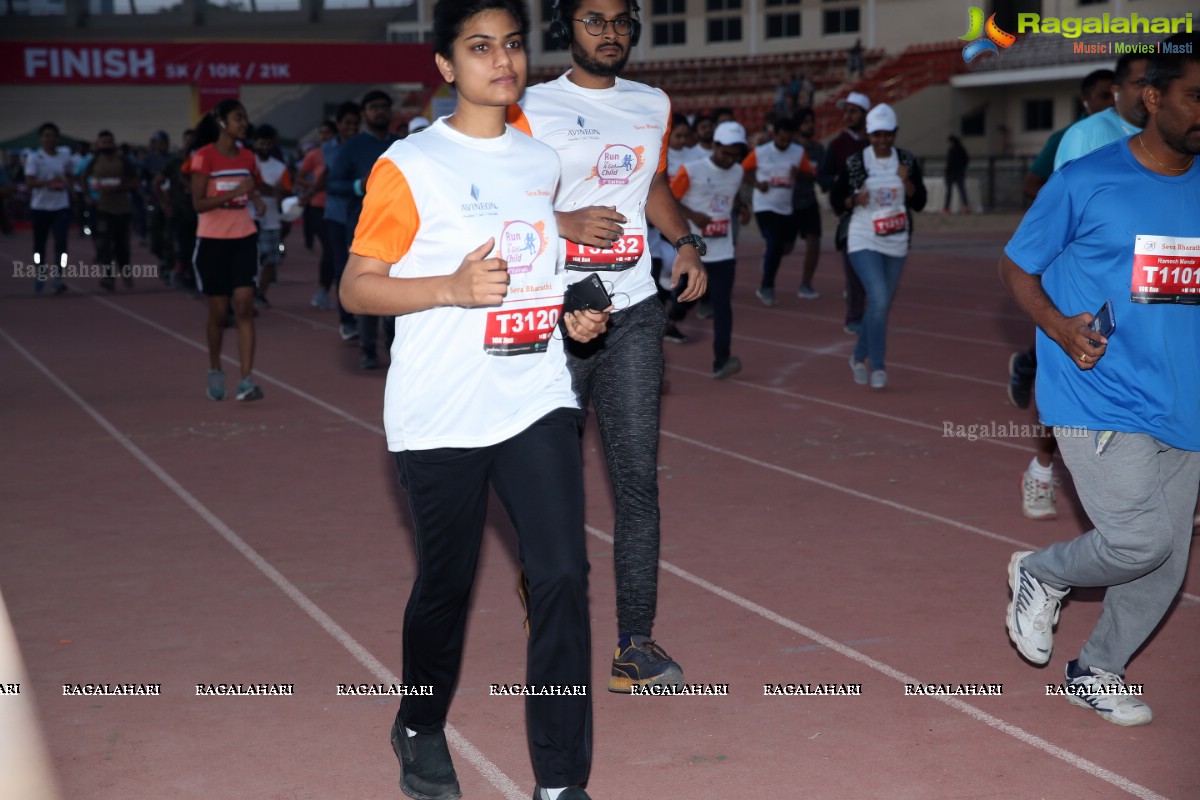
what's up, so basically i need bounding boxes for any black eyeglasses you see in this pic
[573,16,634,36]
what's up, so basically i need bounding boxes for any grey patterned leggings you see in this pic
[566,294,667,637]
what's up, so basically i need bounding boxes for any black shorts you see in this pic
[194,234,258,297]
[794,204,822,239]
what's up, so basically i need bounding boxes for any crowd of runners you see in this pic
[5,6,1199,796]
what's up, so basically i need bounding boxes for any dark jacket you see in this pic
[818,129,868,196]
[946,140,969,178]
[327,130,399,233]
[831,147,927,250]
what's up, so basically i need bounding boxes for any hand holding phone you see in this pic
[561,274,613,341]
[1087,299,1115,347]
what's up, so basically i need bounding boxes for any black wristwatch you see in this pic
[674,233,707,257]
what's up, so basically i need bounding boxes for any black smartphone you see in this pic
[1087,299,1115,346]
[563,274,612,313]
[560,275,612,336]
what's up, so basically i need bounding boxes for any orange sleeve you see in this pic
[741,150,758,171]
[669,165,690,200]
[351,159,420,264]
[507,105,533,137]
[798,150,815,175]
[657,112,672,175]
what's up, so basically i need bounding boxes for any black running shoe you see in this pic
[663,323,688,344]
[390,713,461,800]
[609,634,684,693]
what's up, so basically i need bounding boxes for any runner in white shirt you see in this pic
[670,120,751,378]
[250,124,293,308]
[834,103,927,390]
[508,0,707,695]
[24,123,72,295]
[341,1,607,798]
[741,116,814,306]
[658,112,693,339]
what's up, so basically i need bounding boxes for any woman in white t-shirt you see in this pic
[833,103,927,389]
[341,2,608,799]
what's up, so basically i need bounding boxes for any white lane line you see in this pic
[82,293,1200,604]
[590,521,1173,800]
[88,295,387,434]
[55,296,1197,795]
[656,426,1200,607]
[0,327,525,800]
[726,303,1015,350]
[717,333,1009,387]
[669,362,1028,449]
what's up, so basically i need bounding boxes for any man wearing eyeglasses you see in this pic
[509,0,706,695]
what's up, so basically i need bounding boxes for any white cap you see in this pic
[408,116,430,133]
[865,103,898,133]
[836,91,871,112]
[712,121,747,146]
[280,195,304,223]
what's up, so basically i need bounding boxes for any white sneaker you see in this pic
[755,287,776,306]
[796,285,820,300]
[849,357,867,385]
[1063,660,1152,726]
[712,356,742,380]
[1021,469,1057,520]
[869,369,887,389]
[1006,551,1068,665]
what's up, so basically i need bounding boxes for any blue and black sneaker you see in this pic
[609,633,684,693]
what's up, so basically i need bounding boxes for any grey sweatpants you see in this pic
[1025,429,1200,675]
[566,295,668,638]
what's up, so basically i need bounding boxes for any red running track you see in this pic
[0,218,1197,800]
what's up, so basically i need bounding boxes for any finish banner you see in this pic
[1,41,440,85]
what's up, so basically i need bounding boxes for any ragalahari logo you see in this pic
[960,7,1016,63]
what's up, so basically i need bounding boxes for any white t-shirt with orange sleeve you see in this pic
[670,157,742,263]
[508,73,671,311]
[742,142,812,216]
[350,119,578,453]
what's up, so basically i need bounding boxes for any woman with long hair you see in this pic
[833,103,927,389]
[190,99,266,401]
[340,0,608,797]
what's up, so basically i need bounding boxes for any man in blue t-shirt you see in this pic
[1053,53,1148,170]
[328,89,399,370]
[999,35,1200,728]
[312,101,361,342]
